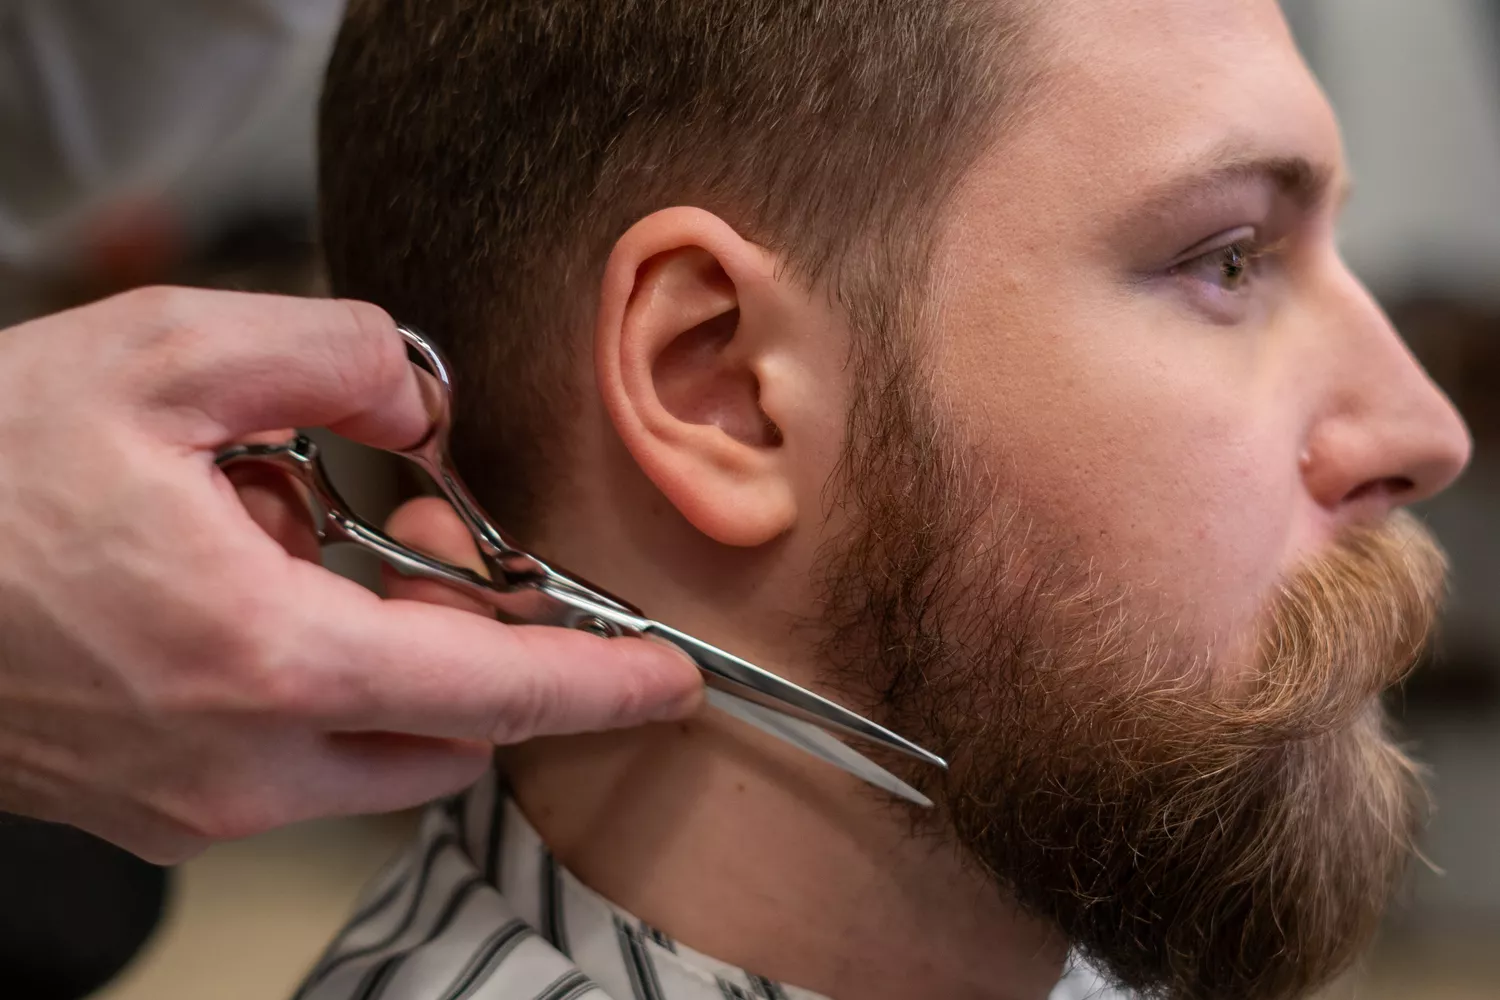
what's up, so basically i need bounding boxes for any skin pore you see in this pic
[390,2,1470,998]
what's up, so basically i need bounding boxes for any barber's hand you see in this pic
[0,287,703,863]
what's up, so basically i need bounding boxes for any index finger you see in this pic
[117,286,432,450]
[279,562,705,742]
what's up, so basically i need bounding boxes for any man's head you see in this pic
[320,2,1471,999]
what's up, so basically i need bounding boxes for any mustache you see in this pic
[1125,508,1448,759]
[1248,508,1446,727]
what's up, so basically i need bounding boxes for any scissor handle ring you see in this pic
[396,323,453,393]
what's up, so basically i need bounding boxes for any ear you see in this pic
[595,208,798,547]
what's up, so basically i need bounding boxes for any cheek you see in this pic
[934,305,1301,648]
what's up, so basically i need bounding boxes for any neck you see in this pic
[504,710,1066,1000]
[513,426,1067,999]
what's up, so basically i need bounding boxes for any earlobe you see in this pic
[596,208,797,548]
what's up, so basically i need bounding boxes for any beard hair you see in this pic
[808,340,1446,1000]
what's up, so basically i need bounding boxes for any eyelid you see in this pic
[1167,225,1259,269]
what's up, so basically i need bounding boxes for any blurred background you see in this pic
[0,1,1496,998]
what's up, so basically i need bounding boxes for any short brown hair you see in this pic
[319,0,1033,536]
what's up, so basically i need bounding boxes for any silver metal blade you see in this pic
[647,622,946,770]
[705,689,933,808]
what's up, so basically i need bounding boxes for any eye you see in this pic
[1155,226,1286,324]
[1171,237,1261,293]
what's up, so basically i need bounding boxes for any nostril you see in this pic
[1344,476,1416,505]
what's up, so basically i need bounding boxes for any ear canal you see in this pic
[763,413,785,447]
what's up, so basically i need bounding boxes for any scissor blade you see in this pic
[644,621,946,770]
[705,689,933,807]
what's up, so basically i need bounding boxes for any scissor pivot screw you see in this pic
[577,616,615,638]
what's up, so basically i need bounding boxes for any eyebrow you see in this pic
[1122,150,1348,229]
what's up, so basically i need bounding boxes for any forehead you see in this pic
[970,0,1342,219]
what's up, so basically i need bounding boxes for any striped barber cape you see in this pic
[293,768,1128,1000]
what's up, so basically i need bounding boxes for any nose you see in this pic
[1300,274,1473,520]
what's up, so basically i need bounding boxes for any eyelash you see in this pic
[1172,238,1266,292]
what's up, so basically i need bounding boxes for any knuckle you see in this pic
[201,800,280,843]
[333,299,405,400]
[112,286,208,395]
[608,667,659,722]
[118,285,199,349]
[158,781,286,846]
[205,602,270,675]
[338,297,396,343]
[236,599,333,718]
[135,834,209,867]
[487,669,562,744]
[136,590,309,720]
[253,660,320,719]
[117,283,182,318]
[180,803,270,845]
[217,622,312,717]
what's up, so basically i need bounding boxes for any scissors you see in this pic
[216,324,946,806]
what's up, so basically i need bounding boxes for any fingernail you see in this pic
[648,682,705,722]
[651,648,706,720]
[633,637,705,721]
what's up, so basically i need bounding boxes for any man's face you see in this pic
[931,0,1468,661]
[812,2,1471,998]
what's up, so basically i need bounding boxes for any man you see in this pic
[300,1,1472,998]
